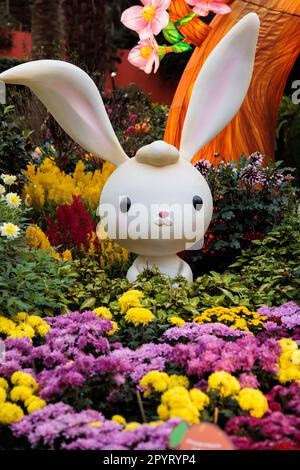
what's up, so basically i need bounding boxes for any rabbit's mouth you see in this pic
[154,217,173,227]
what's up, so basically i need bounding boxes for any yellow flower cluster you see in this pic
[118,291,155,327]
[157,386,210,424]
[125,308,154,327]
[118,290,144,313]
[23,158,115,211]
[26,225,72,261]
[207,371,241,397]
[87,230,128,270]
[0,312,50,340]
[140,371,190,397]
[168,316,186,327]
[194,306,267,332]
[0,372,46,425]
[277,339,300,383]
[237,388,269,418]
[92,307,119,336]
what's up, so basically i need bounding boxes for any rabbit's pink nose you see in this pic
[159,211,169,219]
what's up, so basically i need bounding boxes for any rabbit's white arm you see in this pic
[0,60,128,167]
[180,13,260,161]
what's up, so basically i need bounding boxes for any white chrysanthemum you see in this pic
[1,174,17,185]
[5,192,21,208]
[0,223,20,239]
[0,184,5,196]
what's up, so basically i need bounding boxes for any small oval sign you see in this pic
[179,423,235,450]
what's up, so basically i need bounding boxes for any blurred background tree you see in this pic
[31,0,64,59]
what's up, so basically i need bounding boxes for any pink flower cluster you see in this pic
[121,0,231,74]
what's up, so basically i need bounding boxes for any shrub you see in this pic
[0,105,34,177]
[190,153,297,274]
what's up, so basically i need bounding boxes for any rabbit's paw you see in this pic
[126,262,141,282]
[179,260,193,282]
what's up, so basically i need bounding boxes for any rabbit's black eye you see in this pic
[193,195,203,211]
[120,197,131,213]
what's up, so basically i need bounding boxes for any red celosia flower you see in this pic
[46,196,98,251]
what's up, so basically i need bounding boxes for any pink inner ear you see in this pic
[51,79,102,135]
[198,57,239,132]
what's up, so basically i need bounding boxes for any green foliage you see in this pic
[0,105,34,176]
[175,14,197,26]
[172,42,192,53]
[277,95,300,185]
[0,244,75,317]
[163,21,184,44]
[104,86,168,158]
[228,214,300,307]
[190,154,298,274]
[66,214,300,321]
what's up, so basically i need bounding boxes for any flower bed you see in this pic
[1,293,300,450]
[1,103,300,450]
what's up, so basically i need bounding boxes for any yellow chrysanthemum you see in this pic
[168,375,190,390]
[0,316,15,335]
[168,316,186,327]
[124,422,141,431]
[189,389,210,411]
[159,386,202,424]
[112,415,127,426]
[107,321,119,336]
[11,371,39,392]
[125,307,154,326]
[0,387,6,403]
[118,290,144,313]
[279,338,298,354]
[0,377,9,390]
[27,397,47,414]
[277,339,300,384]
[208,371,240,397]
[141,371,170,396]
[93,307,112,319]
[0,402,24,425]
[237,388,268,418]
[10,385,33,402]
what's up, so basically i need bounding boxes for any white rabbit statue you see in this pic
[0,14,260,282]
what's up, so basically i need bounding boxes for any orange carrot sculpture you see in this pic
[165,0,300,163]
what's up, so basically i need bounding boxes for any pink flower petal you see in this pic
[192,6,210,16]
[209,2,231,14]
[151,10,169,35]
[154,0,171,9]
[128,46,147,70]
[140,0,151,5]
[185,0,203,7]
[121,6,147,33]
[153,52,160,73]
[139,23,156,40]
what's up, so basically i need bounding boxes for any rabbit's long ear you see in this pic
[0,60,128,166]
[180,13,260,161]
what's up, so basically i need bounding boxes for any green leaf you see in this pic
[169,422,189,448]
[163,21,184,44]
[172,41,192,53]
[175,13,196,26]
[80,297,96,310]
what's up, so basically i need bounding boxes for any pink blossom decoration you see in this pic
[185,0,231,17]
[121,0,171,40]
[128,38,160,74]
